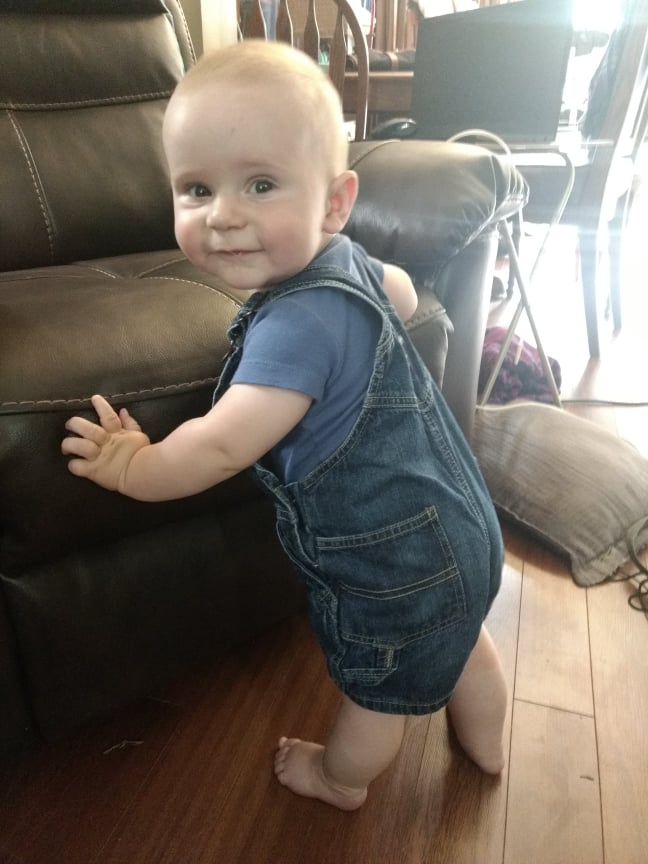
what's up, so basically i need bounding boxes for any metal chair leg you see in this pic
[479,219,563,408]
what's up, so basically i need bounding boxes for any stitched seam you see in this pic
[1,380,220,410]
[6,109,55,261]
[134,255,187,276]
[407,306,448,327]
[145,275,224,287]
[66,267,241,308]
[67,265,200,280]
[127,275,243,307]
[71,264,118,279]
[69,267,234,294]
[2,91,174,110]
[0,273,88,283]
[70,273,242,309]
[347,138,394,170]
[2,266,241,308]
[70,259,187,278]
[172,2,197,65]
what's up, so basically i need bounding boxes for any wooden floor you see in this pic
[2,201,647,864]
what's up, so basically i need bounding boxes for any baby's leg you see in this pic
[274,695,405,810]
[447,624,507,774]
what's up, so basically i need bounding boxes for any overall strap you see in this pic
[258,265,394,323]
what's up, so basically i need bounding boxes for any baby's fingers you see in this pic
[66,455,97,478]
[91,394,123,433]
[63,415,108,445]
[61,431,101,461]
[118,407,142,432]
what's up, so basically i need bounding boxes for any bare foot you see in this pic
[273,737,367,811]
[456,731,505,775]
[446,705,506,775]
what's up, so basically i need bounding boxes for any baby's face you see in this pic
[163,81,336,293]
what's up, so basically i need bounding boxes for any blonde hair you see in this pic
[170,40,349,176]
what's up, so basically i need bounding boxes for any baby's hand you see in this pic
[62,394,150,493]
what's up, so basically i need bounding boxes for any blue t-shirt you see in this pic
[230,235,384,482]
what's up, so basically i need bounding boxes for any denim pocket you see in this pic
[316,507,467,686]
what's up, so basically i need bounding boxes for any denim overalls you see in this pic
[214,265,503,715]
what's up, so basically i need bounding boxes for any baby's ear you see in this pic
[323,170,359,233]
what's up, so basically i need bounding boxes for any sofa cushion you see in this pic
[472,402,648,586]
[0,251,259,572]
[0,2,187,270]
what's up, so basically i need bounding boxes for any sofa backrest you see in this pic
[0,0,195,271]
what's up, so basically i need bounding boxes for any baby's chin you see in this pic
[201,254,311,293]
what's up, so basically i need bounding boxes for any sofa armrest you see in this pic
[346,139,527,268]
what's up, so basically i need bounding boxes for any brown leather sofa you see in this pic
[0,0,527,757]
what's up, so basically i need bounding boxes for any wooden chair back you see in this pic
[579,0,648,218]
[238,0,369,140]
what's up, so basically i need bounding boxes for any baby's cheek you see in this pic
[174,216,199,259]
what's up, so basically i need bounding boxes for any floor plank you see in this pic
[0,697,181,864]
[515,549,594,716]
[98,616,344,864]
[588,578,648,864]
[411,550,523,864]
[504,700,603,864]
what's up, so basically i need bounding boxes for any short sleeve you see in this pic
[230,293,343,401]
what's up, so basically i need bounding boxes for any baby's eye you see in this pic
[187,183,211,198]
[250,178,275,195]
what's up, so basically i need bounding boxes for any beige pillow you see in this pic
[472,403,648,586]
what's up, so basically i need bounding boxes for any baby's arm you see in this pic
[382,263,418,323]
[62,386,312,502]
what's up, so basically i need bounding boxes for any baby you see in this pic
[62,40,507,811]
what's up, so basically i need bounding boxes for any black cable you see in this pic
[561,398,648,407]
[610,516,648,619]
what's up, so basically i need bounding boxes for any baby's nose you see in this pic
[206,193,244,229]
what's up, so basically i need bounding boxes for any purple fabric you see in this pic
[479,326,562,404]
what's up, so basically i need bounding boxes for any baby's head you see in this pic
[162,40,358,291]
[166,39,350,186]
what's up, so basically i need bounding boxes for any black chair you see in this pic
[517,0,648,357]
[373,0,648,358]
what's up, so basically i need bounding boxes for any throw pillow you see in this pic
[472,402,648,586]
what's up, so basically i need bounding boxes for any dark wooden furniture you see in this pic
[239,0,369,139]
[344,69,413,129]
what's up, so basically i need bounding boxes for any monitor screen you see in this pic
[411,0,574,143]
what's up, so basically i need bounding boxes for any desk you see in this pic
[343,71,413,120]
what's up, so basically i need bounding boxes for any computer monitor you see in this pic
[410,0,574,144]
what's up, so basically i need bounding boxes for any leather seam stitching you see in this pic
[132,255,187,276]
[2,91,174,110]
[6,109,55,261]
[1,380,220,410]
